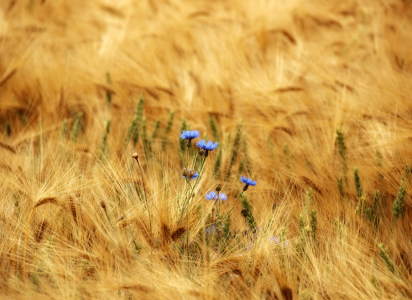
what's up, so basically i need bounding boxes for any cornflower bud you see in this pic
[240,176,257,191]
[197,148,205,156]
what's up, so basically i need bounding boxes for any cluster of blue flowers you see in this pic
[180,130,218,181]
[180,129,218,157]
[180,129,256,205]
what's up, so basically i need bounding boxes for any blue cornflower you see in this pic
[180,130,200,147]
[241,176,257,191]
[218,193,227,201]
[196,139,218,157]
[197,139,218,151]
[180,130,200,140]
[205,191,227,201]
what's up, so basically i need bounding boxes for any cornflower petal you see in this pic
[241,176,257,186]
[197,139,218,151]
[219,193,227,201]
[205,191,217,200]
[205,191,227,201]
[180,130,200,140]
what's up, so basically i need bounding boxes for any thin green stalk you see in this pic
[179,152,210,224]
[217,191,221,219]
[182,144,193,258]
[189,155,206,191]
[178,146,192,220]
[185,144,189,169]
[178,179,193,223]
[220,191,244,224]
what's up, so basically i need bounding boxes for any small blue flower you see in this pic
[241,176,256,191]
[219,193,227,201]
[241,176,257,186]
[196,140,218,151]
[182,170,198,180]
[205,191,227,201]
[180,130,200,141]
[205,191,217,200]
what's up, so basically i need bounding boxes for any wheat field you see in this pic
[0,0,412,299]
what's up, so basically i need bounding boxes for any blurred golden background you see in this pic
[0,0,412,299]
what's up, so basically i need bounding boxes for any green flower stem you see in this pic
[178,155,206,224]
[217,192,221,219]
[219,191,244,225]
[185,144,189,169]
[178,179,192,221]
